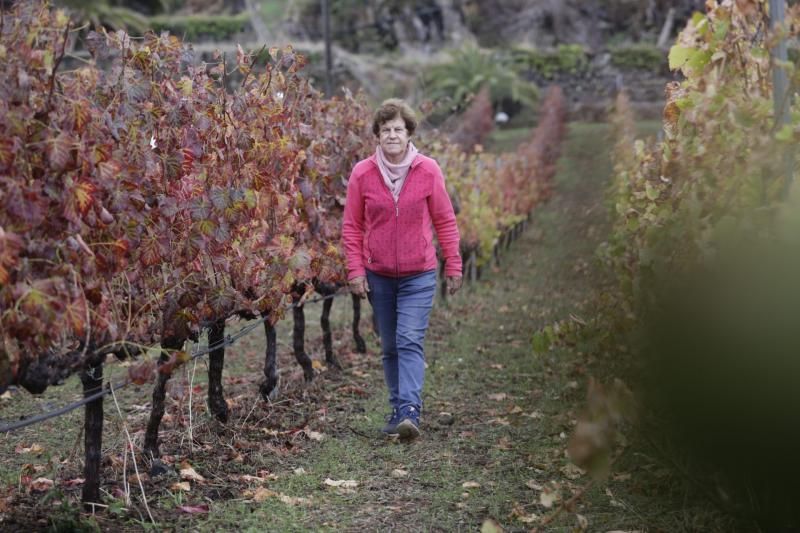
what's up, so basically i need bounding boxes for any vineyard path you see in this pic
[194,122,618,531]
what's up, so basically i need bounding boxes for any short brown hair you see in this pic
[372,98,418,137]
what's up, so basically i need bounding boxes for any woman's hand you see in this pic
[349,276,370,298]
[446,275,463,295]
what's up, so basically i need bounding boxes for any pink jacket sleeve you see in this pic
[428,161,462,277]
[342,166,366,280]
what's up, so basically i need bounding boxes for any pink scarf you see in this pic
[376,142,419,202]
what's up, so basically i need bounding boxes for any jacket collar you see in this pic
[367,151,423,170]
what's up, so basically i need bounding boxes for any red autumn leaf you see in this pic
[128,360,155,385]
[64,296,88,337]
[112,238,130,256]
[181,147,196,174]
[0,138,14,171]
[139,233,165,267]
[48,132,73,170]
[0,228,24,285]
[64,181,97,220]
[72,101,91,134]
[62,477,85,488]
[98,160,121,182]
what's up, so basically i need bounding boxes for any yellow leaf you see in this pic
[277,493,312,506]
[481,519,504,533]
[323,478,358,488]
[252,487,277,502]
[171,482,191,492]
[461,481,481,489]
[539,485,560,508]
[179,461,205,482]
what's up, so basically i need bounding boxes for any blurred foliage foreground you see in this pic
[546,1,800,529]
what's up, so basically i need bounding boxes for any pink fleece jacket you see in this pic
[342,153,462,280]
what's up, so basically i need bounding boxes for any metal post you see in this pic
[322,0,333,97]
[769,0,794,189]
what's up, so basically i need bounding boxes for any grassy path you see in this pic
[198,122,624,531]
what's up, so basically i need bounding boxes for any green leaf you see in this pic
[668,46,693,70]
[687,50,712,71]
[645,183,660,201]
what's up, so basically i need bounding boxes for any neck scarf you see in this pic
[376,142,419,202]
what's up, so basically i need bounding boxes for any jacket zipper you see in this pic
[373,159,416,277]
[394,197,399,277]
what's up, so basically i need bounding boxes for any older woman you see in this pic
[342,98,462,440]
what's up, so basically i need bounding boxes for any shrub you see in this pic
[609,43,667,72]
[148,13,251,41]
[510,44,588,79]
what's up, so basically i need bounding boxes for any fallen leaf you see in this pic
[481,518,504,533]
[0,391,12,400]
[129,473,149,484]
[487,417,510,426]
[525,479,543,491]
[495,437,513,450]
[304,430,325,442]
[508,405,524,414]
[252,487,277,502]
[489,364,504,370]
[391,469,408,478]
[62,478,85,488]
[539,485,561,508]
[179,461,205,482]
[178,504,209,514]
[311,360,326,370]
[278,493,312,506]
[576,513,589,530]
[613,472,632,482]
[511,503,539,523]
[487,393,507,401]
[171,482,191,492]
[30,478,54,492]
[524,411,544,419]
[561,463,586,480]
[462,481,481,489]
[15,443,44,455]
[293,467,306,475]
[323,478,358,488]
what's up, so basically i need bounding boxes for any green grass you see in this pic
[0,122,733,531]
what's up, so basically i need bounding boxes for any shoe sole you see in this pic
[396,419,420,440]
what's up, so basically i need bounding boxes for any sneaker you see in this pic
[381,407,401,434]
[396,405,421,440]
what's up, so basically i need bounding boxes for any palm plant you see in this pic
[55,0,167,32]
[423,45,538,116]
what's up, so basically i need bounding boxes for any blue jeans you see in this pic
[367,269,437,411]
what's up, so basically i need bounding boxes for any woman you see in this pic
[342,98,463,440]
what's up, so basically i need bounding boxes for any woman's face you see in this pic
[378,116,410,161]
